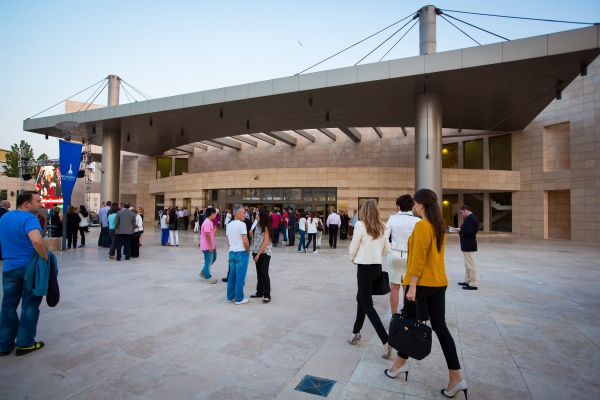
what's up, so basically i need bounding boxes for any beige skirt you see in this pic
[387,249,407,284]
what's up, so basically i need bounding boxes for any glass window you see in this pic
[442,194,459,228]
[154,195,164,220]
[464,139,484,170]
[263,189,273,200]
[272,189,282,200]
[490,134,512,171]
[303,189,313,201]
[442,143,459,169]
[205,190,211,202]
[227,189,235,196]
[211,190,219,201]
[315,189,326,202]
[292,189,302,200]
[283,189,292,201]
[358,197,378,210]
[326,189,336,202]
[174,158,188,176]
[490,192,512,232]
[156,157,172,179]
[464,194,484,231]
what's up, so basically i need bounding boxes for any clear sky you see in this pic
[1,0,598,158]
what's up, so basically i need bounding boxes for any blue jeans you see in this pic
[273,228,279,245]
[282,227,288,242]
[306,233,316,251]
[161,228,169,244]
[227,251,249,302]
[202,249,217,279]
[297,230,306,251]
[0,266,43,351]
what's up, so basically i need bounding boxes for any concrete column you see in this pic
[101,75,121,203]
[483,192,490,231]
[415,93,443,205]
[457,193,465,226]
[101,131,121,203]
[483,136,490,170]
[457,140,465,169]
[419,5,437,55]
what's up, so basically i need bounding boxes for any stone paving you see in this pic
[1,226,599,399]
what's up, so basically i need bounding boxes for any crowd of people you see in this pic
[98,201,144,261]
[0,186,478,400]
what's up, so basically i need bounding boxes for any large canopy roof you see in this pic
[24,26,600,156]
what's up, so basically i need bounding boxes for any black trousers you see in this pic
[78,227,86,245]
[287,227,295,245]
[400,286,461,370]
[353,264,388,345]
[184,216,189,230]
[328,226,338,248]
[67,228,78,248]
[116,234,132,260]
[99,226,110,247]
[253,253,271,298]
[131,234,140,258]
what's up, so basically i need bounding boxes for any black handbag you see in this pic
[388,300,432,360]
[46,259,60,308]
[372,271,391,296]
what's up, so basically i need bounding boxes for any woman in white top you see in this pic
[386,195,420,314]
[224,208,232,227]
[296,212,308,253]
[160,209,169,245]
[348,199,391,358]
[304,213,319,253]
[78,205,89,247]
[315,212,323,249]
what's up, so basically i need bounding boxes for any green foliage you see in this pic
[2,140,39,177]
[37,153,48,160]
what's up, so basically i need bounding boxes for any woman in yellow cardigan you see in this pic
[384,189,468,400]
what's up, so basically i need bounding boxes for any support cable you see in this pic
[121,80,152,100]
[121,83,138,102]
[355,17,416,66]
[77,79,108,112]
[442,13,510,41]
[294,10,418,75]
[440,15,481,46]
[85,81,109,111]
[443,81,563,161]
[379,19,419,62]
[120,82,133,103]
[440,9,598,25]
[26,77,107,119]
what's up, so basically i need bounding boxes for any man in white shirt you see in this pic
[177,208,184,230]
[326,209,341,249]
[226,205,250,305]
[385,195,420,313]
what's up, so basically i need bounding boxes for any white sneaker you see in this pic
[203,278,217,284]
[228,299,235,303]
[235,299,249,305]
[199,271,205,278]
[313,251,318,253]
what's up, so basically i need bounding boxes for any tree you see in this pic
[37,153,48,160]
[2,140,37,177]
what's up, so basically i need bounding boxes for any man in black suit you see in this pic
[286,208,296,246]
[455,205,479,291]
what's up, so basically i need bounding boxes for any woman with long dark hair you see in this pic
[385,189,467,399]
[250,208,273,303]
[108,203,120,259]
[50,206,62,238]
[78,205,89,247]
[348,199,391,358]
[66,205,81,249]
[168,208,179,246]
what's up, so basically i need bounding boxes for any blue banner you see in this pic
[59,140,82,207]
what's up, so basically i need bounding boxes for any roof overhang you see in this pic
[24,26,600,156]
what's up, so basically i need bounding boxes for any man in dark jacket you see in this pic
[455,205,479,290]
[286,207,296,247]
[114,202,136,261]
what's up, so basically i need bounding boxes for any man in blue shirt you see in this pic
[97,200,111,247]
[0,191,48,356]
[350,210,358,237]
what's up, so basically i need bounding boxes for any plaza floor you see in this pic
[1,226,599,400]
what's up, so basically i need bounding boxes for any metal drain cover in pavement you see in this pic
[294,375,336,397]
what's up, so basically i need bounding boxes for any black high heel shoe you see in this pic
[441,380,468,399]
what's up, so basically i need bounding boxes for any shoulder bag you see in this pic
[372,271,391,295]
[388,300,432,360]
